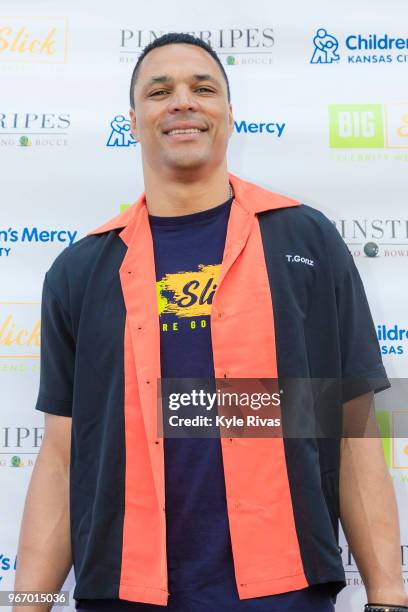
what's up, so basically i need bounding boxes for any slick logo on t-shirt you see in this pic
[157,264,221,318]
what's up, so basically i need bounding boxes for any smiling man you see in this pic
[15,33,408,612]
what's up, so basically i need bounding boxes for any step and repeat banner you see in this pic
[1,0,407,610]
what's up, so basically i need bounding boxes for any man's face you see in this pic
[130,44,234,174]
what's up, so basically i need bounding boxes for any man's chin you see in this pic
[162,151,211,172]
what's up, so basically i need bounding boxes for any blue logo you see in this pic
[377,324,408,356]
[234,120,285,137]
[311,29,408,65]
[311,28,340,64]
[107,115,137,147]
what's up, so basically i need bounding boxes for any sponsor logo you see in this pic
[377,324,408,356]
[329,104,384,149]
[285,254,314,266]
[0,112,71,147]
[107,115,137,147]
[332,217,408,257]
[339,542,408,584]
[0,553,17,583]
[0,226,77,257]
[119,28,275,66]
[0,17,68,64]
[310,28,340,64]
[108,116,286,147]
[311,27,408,65]
[377,410,408,472]
[329,103,408,150]
[0,303,40,359]
[234,120,285,137]
[0,426,43,468]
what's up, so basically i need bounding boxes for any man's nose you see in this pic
[169,87,197,113]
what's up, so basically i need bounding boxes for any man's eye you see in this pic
[150,90,168,97]
[196,87,214,93]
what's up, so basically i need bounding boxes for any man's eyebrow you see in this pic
[143,73,222,88]
[192,73,221,86]
[145,75,173,87]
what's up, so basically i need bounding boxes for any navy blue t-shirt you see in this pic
[149,198,334,611]
[77,197,335,611]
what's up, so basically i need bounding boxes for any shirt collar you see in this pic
[87,172,300,245]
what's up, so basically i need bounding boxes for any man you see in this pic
[14,33,408,612]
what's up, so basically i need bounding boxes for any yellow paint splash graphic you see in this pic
[157,264,221,318]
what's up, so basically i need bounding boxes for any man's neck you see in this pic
[142,164,231,217]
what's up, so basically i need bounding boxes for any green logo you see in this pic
[364,242,379,258]
[376,411,391,468]
[329,104,384,148]
[19,135,31,147]
[11,455,21,467]
[227,56,236,65]
[120,204,131,213]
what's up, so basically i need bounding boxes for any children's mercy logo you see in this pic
[310,28,340,64]
[311,27,408,65]
[107,115,137,147]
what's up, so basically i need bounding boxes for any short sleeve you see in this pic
[35,272,75,417]
[334,240,390,401]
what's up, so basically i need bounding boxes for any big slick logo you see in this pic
[0,302,40,359]
[311,27,408,65]
[0,111,71,147]
[328,104,408,150]
[119,28,275,66]
[377,409,408,475]
[0,17,68,63]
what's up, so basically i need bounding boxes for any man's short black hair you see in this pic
[129,32,231,109]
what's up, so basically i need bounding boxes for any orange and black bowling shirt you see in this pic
[35,173,389,606]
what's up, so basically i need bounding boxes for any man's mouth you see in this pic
[166,128,204,136]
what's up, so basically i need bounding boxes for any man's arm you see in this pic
[13,413,73,612]
[340,392,408,606]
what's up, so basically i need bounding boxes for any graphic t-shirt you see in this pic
[77,197,334,611]
[148,198,335,612]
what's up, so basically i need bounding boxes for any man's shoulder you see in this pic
[44,231,120,297]
[260,195,339,237]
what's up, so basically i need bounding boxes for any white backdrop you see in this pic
[1,1,407,610]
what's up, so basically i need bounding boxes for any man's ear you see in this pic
[129,108,139,142]
[228,103,234,138]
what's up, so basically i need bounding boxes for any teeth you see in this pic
[167,128,202,135]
